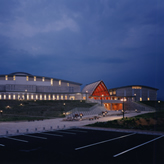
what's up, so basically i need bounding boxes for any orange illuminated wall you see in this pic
[92,81,110,100]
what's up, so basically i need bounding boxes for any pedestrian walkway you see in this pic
[0,111,154,136]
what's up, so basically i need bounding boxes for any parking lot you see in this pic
[0,128,164,164]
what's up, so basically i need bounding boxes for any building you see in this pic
[0,72,158,111]
[108,85,158,101]
[82,80,123,110]
[0,72,82,100]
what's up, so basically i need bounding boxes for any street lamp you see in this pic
[158,101,161,111]
[101,94,104,106]
[0,110,3,116]
[86,91,88,102]
[121,97,126,119]
[25,89,27,100]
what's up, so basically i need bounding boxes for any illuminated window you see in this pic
[113,91,116,95]
[40,95,42,100]
[9,95,11,99]
[140,97,142,101]
[27,94,29,100]
[31,95,33,100]
[36,95,38,100]
[67,83,69,86]
[110,92,112,95]
[42,77,45,82]
[51,79,53,86]
[0,95,1,99]
[5,75,8,80]
[57,95,59,100]
[147,97,150,101]
[132,86,142,89]
[59,80,61,86]
[44,94,46,100]
[34,76,36,81]
[53,95,55,100]
[65,95,67,100]
[49,94,51,100]
[26,76,29,81]
[13,76,16,81]
[61,95,63,100]
[4,95,6,99]
[13,95,15,100]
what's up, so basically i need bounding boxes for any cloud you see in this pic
[0,16,79,38]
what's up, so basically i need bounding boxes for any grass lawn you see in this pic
[0,100,96,122]
[87,110,164,132]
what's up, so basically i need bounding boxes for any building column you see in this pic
[110,103,112,110]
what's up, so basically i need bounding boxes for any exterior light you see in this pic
[86,91,88,101]
[158,101,160,103]
[6,106,10,109]
[101,94,104,106]
[0,110,3,115]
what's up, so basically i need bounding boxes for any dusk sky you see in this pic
[0,0,164,100]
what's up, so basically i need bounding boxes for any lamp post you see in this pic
[0,110,3,116]
[122,98,124,119]
[121,97,126,119]
[25,89,27,100]
[86,91,88,102]
[158,101,160,111]
[101,94,104,106]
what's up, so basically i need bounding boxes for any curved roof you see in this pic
[82,80,110,97]
[109,85,158,90]
[0,72,82,85]
[9,72,32,76]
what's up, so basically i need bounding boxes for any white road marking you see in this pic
[0,144,5,146]
[67,129,88,133]
[23,134,47,140]
[113,135,164,157]
[41,132,63,137]
[75,133,136,150]
[4,137,28,143]
[53,131,76,135]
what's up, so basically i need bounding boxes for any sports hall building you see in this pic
[0,72,82,101]
[0,72,158,110]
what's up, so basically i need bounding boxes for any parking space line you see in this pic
[23,134,47,140]
[4,137,28,143]
[113,135,164,157]
[67,129,88,133]
[40,132,63,137]
[0,144,5,146]
[75,133,136,150]
[53,131,76,135]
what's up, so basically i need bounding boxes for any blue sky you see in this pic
[0,0,164,100]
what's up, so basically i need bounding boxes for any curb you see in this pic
[78,126,164,136]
